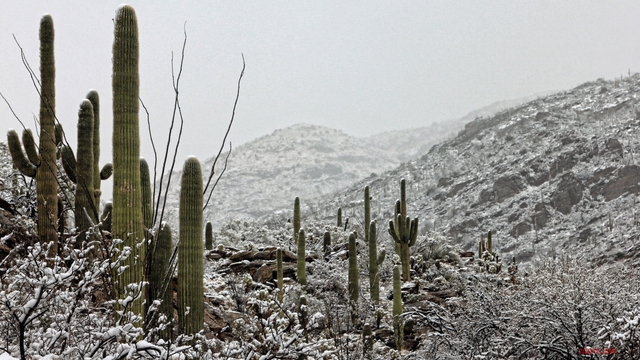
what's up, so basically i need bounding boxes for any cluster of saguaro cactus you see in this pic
[392,265,403,350]
[205,221,213,250]
[478,230,493,257]
[7,14,59,255]
[111,4,145,319]
[388,179,418,281]
[178,156,204,335]
[368,221,385,305]
[348,232,359,325]
[297,228,307,286]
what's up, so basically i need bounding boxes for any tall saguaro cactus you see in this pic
[178,157,204,335]
[7,15,59,255]
[388,179,418,281]
[364,186,371,241]
[393,265,403,351]
[111,5,145,319]
[368,221,385,305]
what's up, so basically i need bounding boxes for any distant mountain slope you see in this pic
[321,76,640,266]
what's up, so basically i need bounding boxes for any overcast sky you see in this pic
[2,1,640,201]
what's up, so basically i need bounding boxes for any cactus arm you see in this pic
[409,218,418,247]
[61,145,77,183]
[54,123,63,146]
[22,128,41,167]
[100,163,113,180]
[388,220,400,242]
[378,247,386,265]
[7,130,37,178]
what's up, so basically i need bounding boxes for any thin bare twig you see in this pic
[140,97,158,211]
[203,54,245,196]
[204,142,232,210]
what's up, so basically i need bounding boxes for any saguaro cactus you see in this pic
[297,228,306,286]
[364,186,371,241]
[337,207,342,228]
[363,323,373,360]
[276,247,284,303]
[323,231,331,260]
[7,14,59,254]
[101,202,113,232]
[293,197,300,245]
[388,179,418,281]
[368,221,385,305]
[150,222,173,340]
[111,4,145,319]
[205,221,213,250]
[348,232,359,326]
[393,265,403,350]
[178,156,204,335]
[74,100,97,243]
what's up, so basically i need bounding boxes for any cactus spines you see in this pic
[293,197,300,245]
[388,179,418,281]
[205,221,213,250]
[364,186,371,241]
[150,222,173,340]
[101,202,113,233]
[178,156,204,335]
[74,100,97,243]
[323,231,331,260]
[337,207,342,227]
[393,265,403,351]
[363,323,373,360]
[348,232,359,326]
[297,228,306,286]
[112,4,145,319]
[276,247,284,303]
[368,220,383,305]
[6,15,59,253]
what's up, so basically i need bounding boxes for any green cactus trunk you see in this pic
[348,232,359,326]
[364,186,370,242]
[487,230,493,254]
[276,247,284,303]
[86,90,107,205]
[74,100,96,246]
[297,228,306,286]
[363,323,373,360]
[293,197,300,245]
[178,157,204,335]
[151,222,173,340]
[112,5,145,319]
[205,221,213,250]
[393,265,403,351]
[337,207,342,228]
[368,221,381,305]
[323,231,331,260]
[140,158,153,234]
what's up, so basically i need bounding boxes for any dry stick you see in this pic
[153,23,187,228]
[203,142,231,210]
[203,54,245,197]
[0,92,28,130]
[140,97,158,214]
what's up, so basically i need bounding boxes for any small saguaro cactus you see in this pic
[150,222,173,341]
[178,156,204,335]
[337,207,342,227]
[100,202,113,233]
[297,228,306,286]
[368,221,385,305]
[7,14,59,255]
[205,221,213,250]
[363,323,373,360]
[388,179,419,281]
[276,247,284,303]
[393,265,403,351]
[293,197,300,245]
[323,231,331,260]
[487,230,493,254]
[299,295,309,341]
[348,232,359,326]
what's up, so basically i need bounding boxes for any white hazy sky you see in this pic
[2,1,640,201]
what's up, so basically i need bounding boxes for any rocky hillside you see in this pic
[319,76,640,268]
